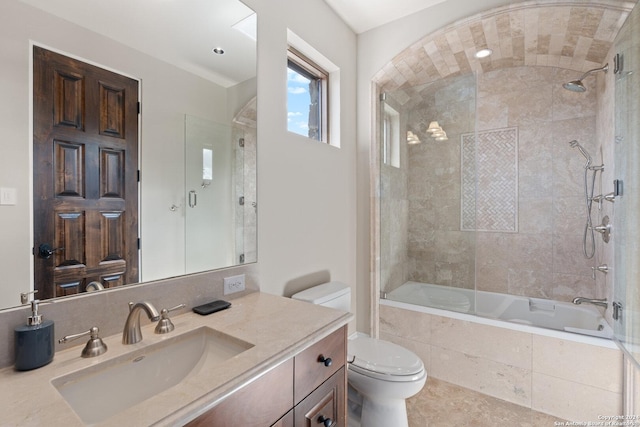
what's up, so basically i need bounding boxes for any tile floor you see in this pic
[407,378,564,427]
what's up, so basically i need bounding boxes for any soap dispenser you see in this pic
[14,300,55,371]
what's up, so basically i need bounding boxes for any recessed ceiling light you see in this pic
[212,47,225,55]
[475,48,493,59]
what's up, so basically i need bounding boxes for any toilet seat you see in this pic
[348,337,425,382]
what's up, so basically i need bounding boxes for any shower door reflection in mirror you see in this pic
[185,114,257,273]
[185,116,234,273]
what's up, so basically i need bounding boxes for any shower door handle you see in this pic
[613,302,622,321]
[188,190,197,208]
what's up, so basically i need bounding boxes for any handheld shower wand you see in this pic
[568,140,592,168]
[567,140,600,259]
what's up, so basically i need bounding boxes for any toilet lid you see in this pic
[348,337,424,378]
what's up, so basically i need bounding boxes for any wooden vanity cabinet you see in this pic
[294,325,345,404]
[185,358,294,427]
[294,367,345,427]
[271,409,294,427]
[186,326,347,427]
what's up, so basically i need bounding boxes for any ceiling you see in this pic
[20,0,257,87]
[375,0,633,104]
[323,0,450,33]
[20,0,447,87]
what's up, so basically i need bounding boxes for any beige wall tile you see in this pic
[507,268,554,299]
[553,196,585,235]
[375,4,629,92]
[476,263,510,294]
[432,63,595,301]
[445,29,464,53]
[532,335,623,392]
[431,346,532,407]
[532,372,622,421]
[430,315,532,369]
[553,233,594,276]
[552,273,596,302]
[379,304,432,343]
[519,198,553,234]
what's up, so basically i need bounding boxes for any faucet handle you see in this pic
[59,326,108,358]
[155,304,186,334]
[20,290,38,305]
[591,264,609,279]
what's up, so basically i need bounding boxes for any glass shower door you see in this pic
[379,74,478,314]
[613,7,640,366]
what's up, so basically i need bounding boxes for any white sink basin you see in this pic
[52,327,253,424]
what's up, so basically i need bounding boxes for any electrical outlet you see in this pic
[224,274,245,295]
[0,187,17,206]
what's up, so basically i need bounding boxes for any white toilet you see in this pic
[292,282,427,427]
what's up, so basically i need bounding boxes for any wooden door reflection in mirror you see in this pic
[33,47,139,299]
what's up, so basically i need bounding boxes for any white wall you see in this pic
[242,0,358,323]
[355,0,517,333]
[0,2,32,309]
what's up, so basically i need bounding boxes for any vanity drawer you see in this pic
[294,326,346,404]
[294,367,346,427]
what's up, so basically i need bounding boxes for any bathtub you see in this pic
[385,281,613,339]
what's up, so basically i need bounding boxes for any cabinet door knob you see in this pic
[317,415,335,427]
[318,355,332,367]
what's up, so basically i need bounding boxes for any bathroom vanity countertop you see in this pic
[0,292,353,426]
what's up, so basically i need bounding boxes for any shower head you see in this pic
[562,63,609,92]
[563,80,587,93]
[568,140,592,166]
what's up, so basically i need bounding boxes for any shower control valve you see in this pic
[591,193,616,205]
[591,216,611,243]
[591,264,609,280]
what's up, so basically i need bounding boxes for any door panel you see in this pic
[33,46,138,299]
[54,141,85,197]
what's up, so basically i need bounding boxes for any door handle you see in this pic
[38,243,64,259]
[188,190,197,208]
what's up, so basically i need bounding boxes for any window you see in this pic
[382,103,400,168]
[287,48,328,142]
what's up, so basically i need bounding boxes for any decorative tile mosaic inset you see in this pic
[461,127,518,232]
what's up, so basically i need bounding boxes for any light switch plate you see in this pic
[0,188,17,205]
[224,274,245,295]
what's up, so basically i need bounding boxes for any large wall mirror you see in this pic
[0,0,257,310]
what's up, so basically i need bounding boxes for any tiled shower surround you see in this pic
[376,0,634,307]
[375,0,635,421]
[381,64,601,303]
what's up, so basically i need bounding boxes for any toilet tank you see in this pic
[291,282,351,312]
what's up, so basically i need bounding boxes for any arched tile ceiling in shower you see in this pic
[374,0,635,100]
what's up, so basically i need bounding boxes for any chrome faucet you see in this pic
[572,297,608,309]
[122,301,160,344]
